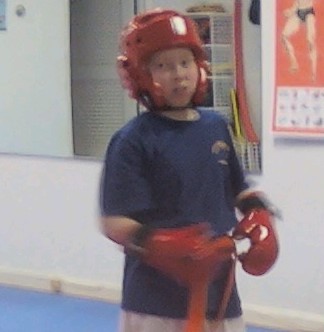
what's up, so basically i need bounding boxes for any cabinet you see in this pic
[187,11,261,173]
[186,12,234,123]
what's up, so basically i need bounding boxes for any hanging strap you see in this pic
[183,258,237,332]
[249,0,261,25]
[214,258,237,324]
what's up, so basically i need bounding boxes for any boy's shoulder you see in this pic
[112,112,153,140]
[198,108,228,125]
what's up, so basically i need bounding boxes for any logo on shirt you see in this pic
[211,140,230,165]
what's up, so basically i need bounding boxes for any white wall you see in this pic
[0,154,124,300]
[237,1,324,330]
[0,1,324,332]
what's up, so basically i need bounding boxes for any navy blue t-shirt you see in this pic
[100,109,248,319]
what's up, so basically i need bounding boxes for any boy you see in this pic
[100,8,278,332]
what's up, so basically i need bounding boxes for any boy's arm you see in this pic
[100,215,142,247]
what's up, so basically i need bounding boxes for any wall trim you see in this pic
[243,304,324,332]
[0,267,323,331]
[0,267,121,303]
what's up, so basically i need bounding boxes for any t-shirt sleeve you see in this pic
[100,131,155,218]
[224,123,250,196]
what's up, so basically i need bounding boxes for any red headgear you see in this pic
[117,8,208,110]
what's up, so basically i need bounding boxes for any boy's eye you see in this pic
[151,62,165,70]
[181,60,189,67]
[182,57,194,67]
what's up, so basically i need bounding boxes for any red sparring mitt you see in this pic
[233,192,279,276]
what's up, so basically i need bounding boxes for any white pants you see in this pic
[119,310,246,332]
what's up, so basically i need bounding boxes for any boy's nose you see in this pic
[173,64,187,78]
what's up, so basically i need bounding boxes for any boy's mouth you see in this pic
[178,81,188,88]
[174,82,188,93]
[173,87,189,99]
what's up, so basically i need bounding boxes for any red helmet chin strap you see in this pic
[117,8,208,110]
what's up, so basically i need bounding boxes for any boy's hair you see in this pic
[117,8,208,110]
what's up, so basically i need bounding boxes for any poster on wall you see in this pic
[0,0,6,30]
[273,0,324,137]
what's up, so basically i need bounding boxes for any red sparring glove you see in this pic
[233,192,279,276]
[126,223,235,285]
[126,223,209,259]
[127,224,236,332]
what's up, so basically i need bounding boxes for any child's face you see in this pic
[148,48,199,108]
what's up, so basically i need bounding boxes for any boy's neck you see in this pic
[159,108,200,121]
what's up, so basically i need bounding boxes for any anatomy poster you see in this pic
[273,0,324,136]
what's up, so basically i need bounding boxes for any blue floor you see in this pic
[0,285,282,332]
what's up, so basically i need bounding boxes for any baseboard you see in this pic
[243,304,324,332]
[0,267,323,331]
[0,267,121,303]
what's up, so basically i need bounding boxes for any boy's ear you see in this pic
[192,64,208,105]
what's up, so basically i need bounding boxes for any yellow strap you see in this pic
[230,88,243,139]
